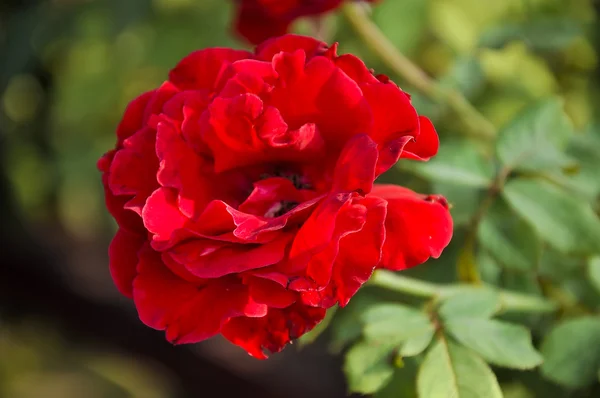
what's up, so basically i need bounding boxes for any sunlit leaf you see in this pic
[407,140,494,188]
[588,257,600,295]
[541,317,600,388]
[446,319,543,369]
[432,182,481,226]
[438,288,500,319]
[330,293,378,352]
[496,98,575,173]
[344,340,396,394]
[417,338,503,398]
[362,303,434,345]
[478,199,541,271]
[440,56,485,98]
[503,178,600,254]
[371,0,427,54]
[479,18,581,52]
[400,330,435,358]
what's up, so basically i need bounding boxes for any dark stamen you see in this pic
[262,169,312,190]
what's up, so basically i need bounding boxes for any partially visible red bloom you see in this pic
[234,0,378,44]
[99,35,452,359]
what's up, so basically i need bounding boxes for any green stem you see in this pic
[370,269,441,298]
[370,270,558,314]
[341,2,496,141]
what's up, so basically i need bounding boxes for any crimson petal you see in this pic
[332,196,387,306]
[221,303,326,359]
[254,34,328,60]
[133,246,267,344]
[332,134,378,195]
[169,48,251,91]
[109,228,146,297]
[401,116,440,161]
[169,233,293,279]
[371,184,452,271]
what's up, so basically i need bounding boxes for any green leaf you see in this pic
[330,293,378,352]
[400,329,436,358]
[429,1,478,54]
[478,250,502,285]
[432,182,481,226]
[478,199,541,271]
[373,361,419,398]
[371,0,427,54]
[561,125,600,202]
[500,271,543,297]
[417,338,503,398]
[438,288,501,319]
[344,341,395,394]
[538,247,584,281]
[587,257,600,295]
[362,304,434,345]
[445,318,543,369]
[407,140,494,188]
[440,56,485,99]
[541,317,600,388]
[496,98,575,173]
[479,18,581,52]
[503,178,600,254]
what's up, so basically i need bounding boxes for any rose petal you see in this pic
[116,90,155,145]
[161,251,206,284]
[362,83,418,144]
[217,59,278,98]
[247,276,297,308]
[401,116,440,161]
[238,177,317,217]
[269,51,372,145]
[235,1,291,45]
[133,245,267,344]
[294,196,367,294]
[155,118,221,219]
[169,48,252,91]
[332,53,380,85]
[288,192,352,261]
[169,233,293,279]
[371,184,452,270]
[109,127,159,215]
[255,34,328,60]
[143,187,188,244]
[332,134,378,195]
[221,303,326,359]
[332,196,387,306]
[361,82,423,175]
[143,82,179,124]
[109,228,146,297]
[99,153,144,232]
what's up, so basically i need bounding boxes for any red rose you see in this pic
[234,0,378,44]
[99,35,452,358]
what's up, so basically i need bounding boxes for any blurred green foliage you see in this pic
[1,0,600,397]
[329,1,600,397]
